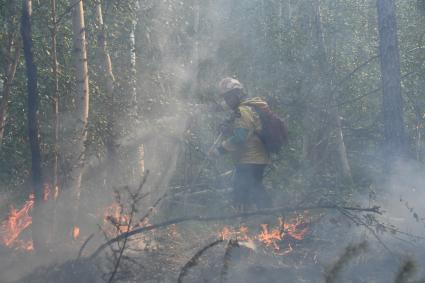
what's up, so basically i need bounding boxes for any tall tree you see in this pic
[0,35,20,145]
[21,0,45,251]
[69,0,90,235]
[0,4,20,145]
[94,0,117,187]
[50,0,60,194]
[302,0,352,180]
[377,0,407,167]
[129,0,139,114]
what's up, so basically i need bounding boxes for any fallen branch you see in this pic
[177,239,224,283]
[89,204,380,259]
[325,241,368,283]
[394,260,417,283]
[336,207,394,256]
[77,233,95,258]
[219,239,239,283]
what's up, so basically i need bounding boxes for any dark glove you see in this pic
[218,121,232,135]
[208,145,226,158]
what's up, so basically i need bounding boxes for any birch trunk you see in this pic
[50,0,60,194]
[69,0,89,232]
[129,1,139,113]
[95,1,119,189]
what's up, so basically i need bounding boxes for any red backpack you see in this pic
[250,104,288,154]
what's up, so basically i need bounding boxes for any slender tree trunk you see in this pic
[376,0,407,167]
[304,0,352,180]
[129,1,143,184]
[95,1,117,188]
[48,0,61,245]
[315,0,351,179]
[69,0,89,235]
[21,0,45,251]
[0,37,20,145]
[50,0,60,197]
[130,0,139,114]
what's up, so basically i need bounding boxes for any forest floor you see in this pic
[1,209,419,283]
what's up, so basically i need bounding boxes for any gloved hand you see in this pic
[208,147,221,158]
[218,121,232,135]
[208,145,226,158]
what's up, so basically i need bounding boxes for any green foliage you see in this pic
[0,0,424,205]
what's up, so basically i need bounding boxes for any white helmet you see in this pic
[218,77,243,95]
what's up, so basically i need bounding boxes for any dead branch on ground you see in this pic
[89,204,381,259]
[219,239,239,283]
[324,241,368,283]
[176,239,224,283]
[394,259,425,283]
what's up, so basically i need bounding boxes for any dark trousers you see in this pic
[232,164,271,211]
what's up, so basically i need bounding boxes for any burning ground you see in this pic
[2,181,425,283]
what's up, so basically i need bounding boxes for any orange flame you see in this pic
[0,194,34,250]
[218,214,309,253]
[72,226,80,240]
[43,184,50,201]
[258,223,282,250]
[219,225,250,241]
[281,216,308,241]
[102,201,153,236]
[53,186,59,200]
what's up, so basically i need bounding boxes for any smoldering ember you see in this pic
[1,0,425,282]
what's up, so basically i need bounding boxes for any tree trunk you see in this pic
[47,0,61,245]
[376,0,407,167]
[130,0,139,114]
[21,0,45,251]
[95,1,117,188]
[50,0,60,198]
[0,37,20,145]
[303,0,352,180]
[69,0,89,235]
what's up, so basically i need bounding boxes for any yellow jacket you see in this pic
[221,98,271,165]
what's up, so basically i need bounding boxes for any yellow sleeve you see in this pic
[221,106,255,152]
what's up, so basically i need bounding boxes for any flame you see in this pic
[219,225,250,241]
[53,186,59,200]
[103,202,131,235]
[102,201,152,237]
[258,223,282,250]
[72,226,80,240]
[218,214,309,254]
[0,194,34,250]
[43,183,50,201]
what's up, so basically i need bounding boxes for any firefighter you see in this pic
[209,77,271,212]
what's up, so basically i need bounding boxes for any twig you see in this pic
[77,233,94,258]
[336,207,394,256]
[332,54,379,95]
[107,171,149,283]
[219,240,239,283]
[177,239,224,283]
[325,241,368,283]
[394,259,417,283]
[97,223,119,263]
[55,0,82,26]
[135,190,167,227]
[89,204,380,259]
